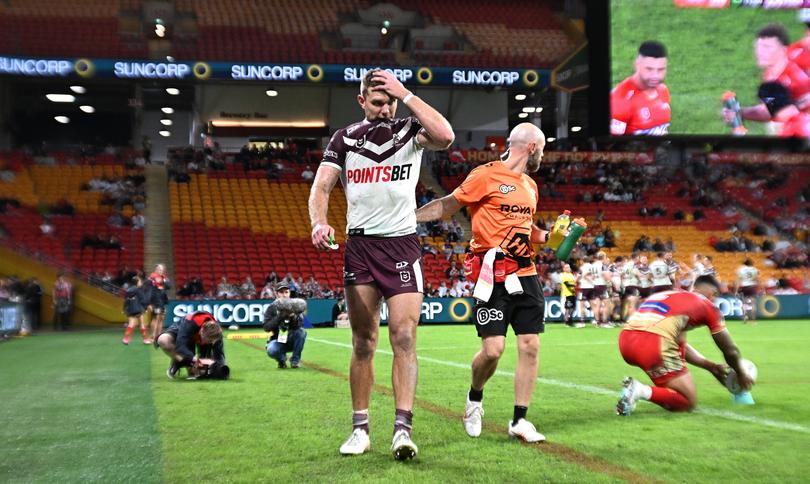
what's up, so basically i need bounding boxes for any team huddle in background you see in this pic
[560,251,761,328]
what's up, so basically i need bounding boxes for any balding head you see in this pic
[507,123,546,173]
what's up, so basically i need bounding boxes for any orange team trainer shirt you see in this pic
[611,76,671,136]
[452,161,539,277]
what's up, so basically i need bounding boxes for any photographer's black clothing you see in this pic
[123,285,150,317]
[263,302,304,341]
[164,311,225,367]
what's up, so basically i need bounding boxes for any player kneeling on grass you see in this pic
[157,311,229,380]
[616,275,753,415]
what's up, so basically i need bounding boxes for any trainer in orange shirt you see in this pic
[611,40,671,136]
[416,122,550,444]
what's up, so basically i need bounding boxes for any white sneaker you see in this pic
[616,376,642,416]
[507,418,546,443]
[391,429,418,461]
[463,399,484,437]
[339,428,370,455]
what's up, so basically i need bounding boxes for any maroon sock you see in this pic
[352,410,369,434]
[394,409,413,435]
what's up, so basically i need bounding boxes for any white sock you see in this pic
[639,383,652,400]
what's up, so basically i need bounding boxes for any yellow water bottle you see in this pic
[546,210,571,250]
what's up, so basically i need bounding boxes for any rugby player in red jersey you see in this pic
[611,41,671,136]
[616,275,753,415]
[724,24,810,125]
[758,81,810,138]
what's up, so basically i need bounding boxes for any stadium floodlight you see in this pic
[79,105,95,113]
[54,116,70,124]
[46,94,75,103]
[521,107,536,113]
[381,27,388,35]
[547,137,556,142]
[265,89,278,97]
[161,107,174,114]
[160,118,173,126]
[571,126,582,132]
[166,55,175,62]
[514,94,527,101]
[536,107,543,113]
[518,112,529,119]
[158,130,171,137]
[166,88,180,95]
[155,28,165,37]
[69,86,86,94]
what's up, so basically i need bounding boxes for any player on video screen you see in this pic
[758,81,810,138]
[611,41,671,136]
[724,24,810,125]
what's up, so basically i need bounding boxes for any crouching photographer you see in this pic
[263,283,307,369]
[156,311,230,380]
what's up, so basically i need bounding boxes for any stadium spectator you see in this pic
[52,272,72,331]
[260,281,276,299]
[131,212,145,230]
[240,277,256,299]
[216,277,237,298]
[301,165,314,181]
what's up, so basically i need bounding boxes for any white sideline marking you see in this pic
[308,336,810,435]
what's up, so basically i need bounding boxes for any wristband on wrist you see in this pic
[402,92,414,105]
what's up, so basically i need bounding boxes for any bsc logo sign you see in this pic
[476,307,503,325]
[499,184,516,194]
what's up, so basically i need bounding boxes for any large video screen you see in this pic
[610,1,810,138]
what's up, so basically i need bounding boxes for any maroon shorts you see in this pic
[740,286,758,298]
[639,287,653,298]
[344,234,423,298]
[652,284,672,294]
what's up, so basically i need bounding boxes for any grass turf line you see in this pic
[0,331,161,483]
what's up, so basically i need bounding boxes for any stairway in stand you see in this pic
[143,164,175,296]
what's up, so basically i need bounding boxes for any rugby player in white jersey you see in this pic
[735,258,760,324]
[309,69,454,460]
[650,252,673,293]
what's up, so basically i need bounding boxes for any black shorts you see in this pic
[344,234,422,299]
[639,287,653,298]
[652,284,672,294]
[563,295,576,310]
[623,286,640,298]
[474,276,545,337]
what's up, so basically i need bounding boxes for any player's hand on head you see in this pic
[371,70,410,100]
[311,222,335,251]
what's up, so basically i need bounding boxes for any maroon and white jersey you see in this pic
[321,117,424,236]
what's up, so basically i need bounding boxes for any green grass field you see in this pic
[611,0,806,136]
[2,321,809,483]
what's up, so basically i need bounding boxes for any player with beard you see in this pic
[611,40,671,135]
[416,123,550,443]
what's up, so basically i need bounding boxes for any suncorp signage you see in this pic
[230,64,305,81]
[452,69,521,86]
[113,61,192,79]
[0,56,72,76]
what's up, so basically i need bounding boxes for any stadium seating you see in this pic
[0,0,147,58]
[0,153,144,280]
